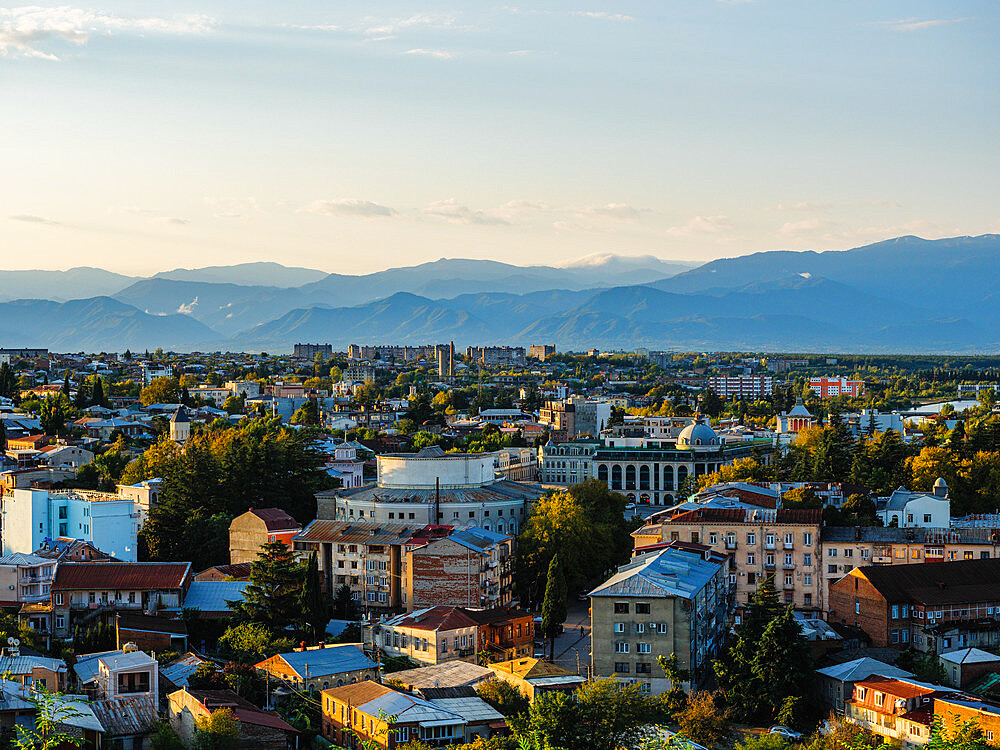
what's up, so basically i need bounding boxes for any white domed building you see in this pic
[315,446,543,535]
[591,415,774,506]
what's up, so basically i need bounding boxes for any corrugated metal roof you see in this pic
[90,695,159,736]
[589,546,722,600]
[429,696,505,724]
[182,581,248,613]
[390,662,493,690]
[332,480,543,505]
[263,644,375,679]
[161,653,209,688]
[53,562,191,591]
[0,655,66,675]
[294,520,417,545]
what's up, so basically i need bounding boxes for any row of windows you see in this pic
[613,622,669,634]
[613,642,653,653]
[613,662,653,674]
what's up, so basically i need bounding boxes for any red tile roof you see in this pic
[184,690,297,732]
[52,562,191,591]
[391,605,479,631]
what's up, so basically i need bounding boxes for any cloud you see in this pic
[299,199,397,218]
[404,48,454,59]
[360,12,460,39]
[205,196,262,219]
[423,199,510,225]
[0,6,216,60]
[776,201,834,212]
[501,7,634,22]
[579,203,641,221]
[881,17,967,32]
[777,218,834,236]
[287,24,340,32]
[7,213,61,225]
[569,11,634,22]
[665,215,732,236]
[176,297,199,315]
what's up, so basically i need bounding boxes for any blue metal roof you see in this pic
[273,644,375,678]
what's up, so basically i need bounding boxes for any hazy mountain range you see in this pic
[1,236,998,353]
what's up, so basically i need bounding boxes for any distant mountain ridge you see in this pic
[1,237,998,352]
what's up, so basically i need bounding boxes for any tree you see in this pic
[925,714,990,749]
[149,720,185,750]
[141,376,181,406]
[332,583,358,621]
[476,679,530,721]
[541,553,567,661]
[90,376,107,407]
[61,370,71,398]
[217,622,293,663]
[231,541,303,632]
[0,419,6,453]
[291,400,319,425]
[298,553,329,642]
[39,393,70,436]
[192,707,240,750]
[734,735,793,750]
[657,653,690,717]
[699,388,724,417]
[675,692,730,748]
[753,609,813,726]
[0,362,17,400]
[12,689,86,750]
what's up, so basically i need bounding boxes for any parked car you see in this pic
[769,726,803,740]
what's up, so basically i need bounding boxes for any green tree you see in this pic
[476,679,530,722]
[925,714,990,749]
[753,609,813,726]
[734,734,793,750]
[298,553,329,642]
[149,720,185,750]
[675,691,730,748]
[90,376,107,407]
[0,362,17,400]
[657,653,690,717]
[12,689,85,750]
[699,388,724,417]
[291,400,319,425]
[217,622,293,663]
[140,376,181,406]
[231,541,303,631]
[39,393,70,435]
[192,707,241,750]
[541,553,567,661]
[332,583,357,621]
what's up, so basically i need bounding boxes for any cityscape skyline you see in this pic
[1,0,997,275]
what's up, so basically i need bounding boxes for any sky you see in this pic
[0,0,997,275]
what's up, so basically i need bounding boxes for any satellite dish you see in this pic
[6,637,13,645]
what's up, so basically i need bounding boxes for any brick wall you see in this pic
[407,539,482,610]
[828,570,889,647]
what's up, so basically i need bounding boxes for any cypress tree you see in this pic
[90,377,106,408]
[541,553,567,661]
[61,370,71,397]
[298,553,328,643]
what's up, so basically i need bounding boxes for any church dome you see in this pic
[677,417,719,448]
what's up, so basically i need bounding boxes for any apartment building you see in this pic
[293,343,333,359]
[0,553,55,608]
[810,376,865,399]
[528,345,556,362]
[406,527,513,611]
[846,676,937,747]
[538,397,611,441]
[466,346,526,367]
[293,520,414,612]
[375,606,479,666]
[819,526,1000,613]
[634,507,823,615]
[828,558,1000,653]
[538,438,600,486]
[49,562,192,638]
[706,375,774,399]
[1,488,138,561]
[590,542,733,693]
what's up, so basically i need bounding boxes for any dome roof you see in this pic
[933,477,948,489]
[677,417,719,448]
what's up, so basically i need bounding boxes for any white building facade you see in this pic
[1,489,138,561]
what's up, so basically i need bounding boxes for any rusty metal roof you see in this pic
[53,562,191,591]
[90,695,159,737]
[294,520,418,545]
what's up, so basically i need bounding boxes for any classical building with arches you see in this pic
[541,417,776,506]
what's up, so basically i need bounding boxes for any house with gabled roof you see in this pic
[229,508,302,565]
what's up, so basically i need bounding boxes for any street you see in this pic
[546,600,592,677]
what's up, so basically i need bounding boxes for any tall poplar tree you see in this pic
[541,553,567,661]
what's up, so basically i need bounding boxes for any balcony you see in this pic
[724,540,738,550]
[763,562,776,571]
[871,555,892,564]
[783,580,795,590]
[782,563,796,570]
[783,541,794,550]
[764,542,776,551]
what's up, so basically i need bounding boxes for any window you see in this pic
[614,642,629,653]
[784,553,793,566]
[891,630,899,644]
[614,623,625,633]
[635,623,645,634]
[614,662,630,673]
[614,602,630,614]
[747,533,756,545]
[637,643,651,654]
[804,574,812,585]
[844,548,853,558]
[828,565,839,574]
[636,603,650,614]
[875,692,884,707]
[55,593,63,606]
[828,549,838,557]
[635,662,651,674]
[784,575,793,586]
[803,532,812,546]
[855,600,860,615]
[118,672,151,694]
[709,533,718,545]
[747,553,756,565]
[747,572,756,585]
[924,514,932,523]
[965,551,974,560]
[892,605,899,619]
[657,623,669,634]
[55,615,64,629]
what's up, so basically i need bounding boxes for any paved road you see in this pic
[542,600,592,676]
